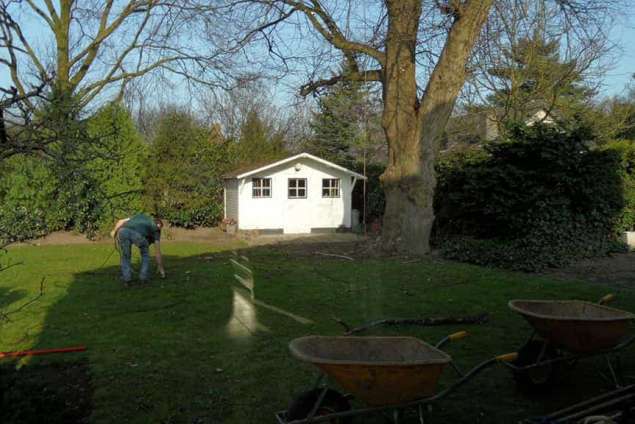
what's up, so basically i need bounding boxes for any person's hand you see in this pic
[159,269,166,279]
[109,230,115,238]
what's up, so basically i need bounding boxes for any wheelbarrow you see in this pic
[505,294,635,391]
[276,332,517,424]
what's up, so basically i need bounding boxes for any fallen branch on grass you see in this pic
[315,252,354,261]
[333,313,489,335]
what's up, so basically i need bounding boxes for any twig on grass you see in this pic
[1,277,46,323]
[331,316,351,333]
[315,252,354,261]
[332,313,489,335]
[401,259,421,264]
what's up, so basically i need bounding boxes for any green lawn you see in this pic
[1,241,635,423]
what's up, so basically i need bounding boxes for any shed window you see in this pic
[322,179,340,197]
[288,178,307,198]
[252,178,271,198]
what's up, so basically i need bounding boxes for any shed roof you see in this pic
[223,153,367,180]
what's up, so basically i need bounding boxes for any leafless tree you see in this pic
[198,80,285,140]
[0,0,232,159]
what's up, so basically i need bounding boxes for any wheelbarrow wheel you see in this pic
[512,340,559,392]
[287,388,352,423]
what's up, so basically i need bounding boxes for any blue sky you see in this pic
[603,17,635,96]
[2,6,634,107]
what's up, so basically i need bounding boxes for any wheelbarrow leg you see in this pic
[311,374,325,389]
[417,404,430,424]
[305,387,329,423]
[380,409,403,424]
[606,354,622,388]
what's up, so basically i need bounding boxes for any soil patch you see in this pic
[544,252,635,289]
[12,226,234,246]
[0,359,92,423]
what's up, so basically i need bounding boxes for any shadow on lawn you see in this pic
[3,243,329,424]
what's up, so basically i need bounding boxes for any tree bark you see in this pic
[380,0,493,255]
[0,108,6,145]
[55,0,73,93]
[380,0,427,254]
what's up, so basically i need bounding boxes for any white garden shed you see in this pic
[223,153,366,234]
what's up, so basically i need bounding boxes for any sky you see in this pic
[602,16,635,97]
[1,4,634,109]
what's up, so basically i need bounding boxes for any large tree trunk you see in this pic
[380,0,494,255]
[380,0,427,254]
[55,0,73,93]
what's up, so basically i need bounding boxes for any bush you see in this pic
[0,156,107,243]
[603,139,635,232]
[351,162,385,223]
[142,110,228,228]
[434,124,626,271]
[0,102,149,243]
[86,103,147,232]
[0,156,63,243]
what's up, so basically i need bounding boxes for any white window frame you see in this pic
[252,178,272,198]
[322,178,340,198]
[288,178,307,199]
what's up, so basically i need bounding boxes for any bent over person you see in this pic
[110,213,165,284]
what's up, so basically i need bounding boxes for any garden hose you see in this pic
[87,233,119,274]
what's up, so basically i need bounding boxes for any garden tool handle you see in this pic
[435,331,469,349]
[495,352,518,362]
[598,294,615,305]
[448,330,469,341]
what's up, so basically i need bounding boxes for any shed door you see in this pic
[284,178,312,233]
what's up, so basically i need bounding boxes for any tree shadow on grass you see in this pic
[0,358,92,424]
[8,246,323,424]
[0,287,28,312]
[1,283,93,424]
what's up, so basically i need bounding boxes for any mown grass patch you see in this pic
[1,242,634,423]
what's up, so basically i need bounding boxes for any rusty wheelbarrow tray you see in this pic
[289,336,451,407]
[509,299,634,353]
[505,295,635,391]
[276,332,517,424]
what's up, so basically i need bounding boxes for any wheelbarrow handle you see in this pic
[449,331,469,341]
[435,330,469,349]
[495,352,518,363]
[598,294,615,305]
[429,353,511,402]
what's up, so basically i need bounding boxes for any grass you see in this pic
[1,241,635,423]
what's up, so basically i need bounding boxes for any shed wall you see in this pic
[237,158,355,233]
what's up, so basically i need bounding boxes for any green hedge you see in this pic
[434,124,628,271]
[0,157,63,242]
[603,139,635,233]
[0,105,232,244]
[141,110,228,229]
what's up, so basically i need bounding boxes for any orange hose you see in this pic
[0,345,86,359]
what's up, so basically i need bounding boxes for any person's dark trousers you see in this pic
[117,227,150,282]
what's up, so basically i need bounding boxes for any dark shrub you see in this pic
[351,162,386,225]
[434,124,626,271]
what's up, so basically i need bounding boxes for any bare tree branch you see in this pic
[300,69,382,96]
